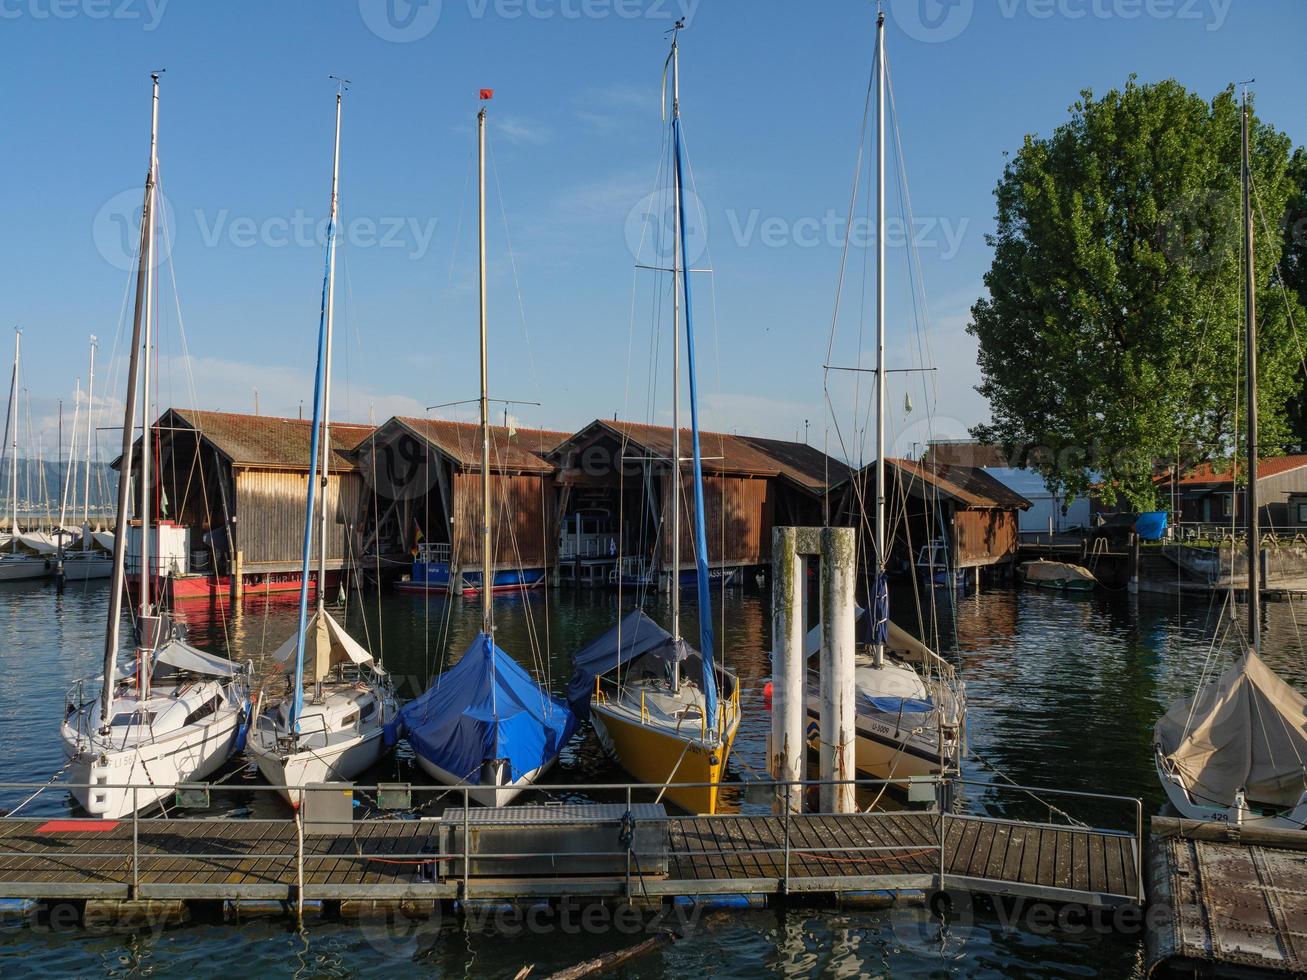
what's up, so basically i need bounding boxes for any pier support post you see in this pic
[232,549,244,601]
[818,526,857,814]
[770,528,804,815]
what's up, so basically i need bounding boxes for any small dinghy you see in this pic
[1019,559,1096,591]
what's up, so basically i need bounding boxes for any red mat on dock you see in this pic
[36,820,119,833]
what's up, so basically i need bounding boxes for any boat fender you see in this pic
[762,681,773,708]
[619,809,635,852]
[233,698,252,754]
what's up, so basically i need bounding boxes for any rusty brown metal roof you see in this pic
[555,420,845,487]
[169,409,372,472]
[390,416,569,474]
[889,458,1031,510]
[735,435,854,495]
[926,439,1010,469]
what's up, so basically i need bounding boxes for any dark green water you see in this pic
[1,575,1298,977]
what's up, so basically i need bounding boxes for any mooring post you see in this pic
[771,527,805,815]
[819,526,857,814]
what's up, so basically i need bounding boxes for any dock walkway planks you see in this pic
[0,810,1140,907]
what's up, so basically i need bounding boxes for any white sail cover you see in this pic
[153,640,242,678]
[801,613,954,678]
[17,532,61,555]
[1020,560,1096,585]
[0,533,9,548]
[272,609,375,683]
[93,531,115,551]
[1156,650,1307,809]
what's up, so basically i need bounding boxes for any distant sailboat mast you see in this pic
[83,336,97,526]
[99,72,159,734]
[6,330,18,543]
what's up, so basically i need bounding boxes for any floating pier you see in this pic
[1147,816,1307,978]
[0,779,1141,917]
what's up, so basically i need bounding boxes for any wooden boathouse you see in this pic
[115,409,372,600]
[549,420,852,588]
[353,416,569,588]
[832,458,1031,581]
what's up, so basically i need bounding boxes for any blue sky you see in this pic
[1,0,1303,464]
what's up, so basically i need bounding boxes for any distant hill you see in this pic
[0,457,118,515]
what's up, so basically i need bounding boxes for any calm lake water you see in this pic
[0,573,1298,977]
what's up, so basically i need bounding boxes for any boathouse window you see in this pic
[1221,494,1233,518]
[1298,503,1307,524]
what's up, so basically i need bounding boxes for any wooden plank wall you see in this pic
[235,469,362,566]
[954,509,1018,567]
[659,474,773,568]
[451,472,556,569]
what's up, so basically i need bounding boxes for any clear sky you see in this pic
[1,0,1303,464]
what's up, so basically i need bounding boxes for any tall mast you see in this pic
[138,73,159,629]
[478,104,493,635]
[99,72,159,733]
[1243,90,1260,651]
[872,8,887,669]
[83,336,96,526]
[670,31,683,678]
[316,88,343,611]
[7,331,18,542]
[59,382,80,529]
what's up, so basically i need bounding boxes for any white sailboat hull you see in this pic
[1154,748,1307,830]
[248,726,387,808]
[410,753,553,808]
[61,554,114,580]
[0,556,51,582]
[60,705,245,819]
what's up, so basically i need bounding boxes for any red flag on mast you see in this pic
[479,88,494,100]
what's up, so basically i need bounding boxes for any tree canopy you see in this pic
[969,78,1305,509]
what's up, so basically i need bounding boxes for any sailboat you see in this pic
[61,75,252,819]
[0,330,53,583]
[400,92,579,808]
[566,28,741,816]
[806,9,967,783]
[1154,90,1307,829]
[247,85,398,806]
[63,337,113,581]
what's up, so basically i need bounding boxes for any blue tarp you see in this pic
[1136,511,1168,541]
[401,633,578,785]
[566,610,691,721]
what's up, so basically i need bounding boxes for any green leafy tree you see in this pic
[1283,149,1307,447]
[969,78,1305,509]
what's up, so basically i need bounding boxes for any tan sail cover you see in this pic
[1020,560,1096,585]
[1156,650,1307,809]
[272,609,375,684]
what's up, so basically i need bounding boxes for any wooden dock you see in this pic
[0,809,1140,909]
[1147,816,1307,978]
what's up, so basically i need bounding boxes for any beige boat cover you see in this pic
[1156,649,1307,809]
[802,616,955,679]
[1021,560,1096,584]
[272,609,375,683]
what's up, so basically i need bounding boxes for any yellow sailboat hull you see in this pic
[591,703,739,815]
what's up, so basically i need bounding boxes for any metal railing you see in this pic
[0,773,1144,910]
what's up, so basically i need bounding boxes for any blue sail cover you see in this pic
[566,610,692,720]
[401,633,578,784]
[871,574,890,647]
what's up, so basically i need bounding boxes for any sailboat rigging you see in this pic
[1153,88,1307,829]
[807,8,966,784]
[61,74,252,819]
[248,83,398,805]
[567,26,742,816]
[400,92,578,808]
[63,337,113,581]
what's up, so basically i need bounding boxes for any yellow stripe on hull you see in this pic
[592,705,739,814]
